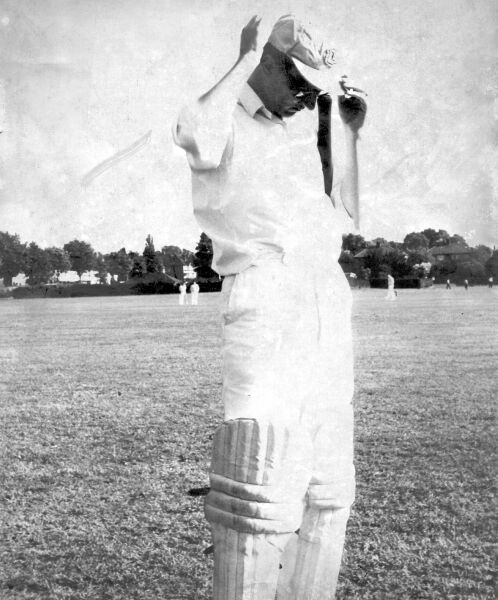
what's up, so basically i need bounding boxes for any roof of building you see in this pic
[354,249,370,258]
[354,245,397,259]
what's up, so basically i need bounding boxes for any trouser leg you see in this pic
[277,407,355,600]
[205,418,312,600]
[215,263,354,598]
[285,478,354,600]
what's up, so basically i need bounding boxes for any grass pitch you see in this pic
[0,288,496,599]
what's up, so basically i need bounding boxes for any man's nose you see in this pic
[303,95,317,110]
[295,92,317,110]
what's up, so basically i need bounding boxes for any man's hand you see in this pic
[239,15,261,58]
[338,75,367,132]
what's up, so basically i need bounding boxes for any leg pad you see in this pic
[206,418,312,600]
[205,418,312,533]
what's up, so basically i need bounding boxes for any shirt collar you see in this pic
[238,84,273,120]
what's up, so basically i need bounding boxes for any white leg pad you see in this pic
[211,523,291,600]
[205,418,312,600]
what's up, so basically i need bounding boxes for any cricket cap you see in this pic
[267,14,335,91]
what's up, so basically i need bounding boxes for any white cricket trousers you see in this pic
[205,257,355,600]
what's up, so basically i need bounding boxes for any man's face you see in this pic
[263,52,321,119]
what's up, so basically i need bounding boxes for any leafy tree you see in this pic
[448,234,468,246]
[0,231,26,286]
[180,248,195,265]
[339,249,363,278]
[403,232,429,249]
[456,259,486,280]
[143,235,162,274]
[362,247,387,278]
[128,251,145,279]
[420,228,439,247]
[25,242,52,285]
[389,249,412,279]
[105,248,132,282]
[339,250,354,271]
[160,245,181,256]
[342,234,366,254]
[473,244,492,266]
[363,246,411,279]
[194,233,219,282]
[160,245,184,281]
[372,237,388,247]
[94,253,109,284]
[45,247,71,281]
[432,258,458,278]
[435,230,451,246]
[421,228,450,247]
[360,267,371,281]
[406,248,432,267]
[485,251,498,277]
[63,240,96,279]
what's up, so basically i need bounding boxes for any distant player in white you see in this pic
[385,273,396,300]
[190,281,200,305]
[178,282,187,305]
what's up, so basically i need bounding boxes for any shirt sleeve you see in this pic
[172,103,234,171]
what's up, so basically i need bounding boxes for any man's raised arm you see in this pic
[172,16,261,170]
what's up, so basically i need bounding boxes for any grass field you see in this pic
[0,288,496,599]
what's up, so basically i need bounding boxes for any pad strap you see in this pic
[205,418,312,534]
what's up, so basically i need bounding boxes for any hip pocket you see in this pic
[222,263,285,324]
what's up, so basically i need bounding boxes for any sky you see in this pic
[0,0,496,254]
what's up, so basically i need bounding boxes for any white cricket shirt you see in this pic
[173,84,351,276]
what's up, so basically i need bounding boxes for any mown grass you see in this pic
[0,288,496,599]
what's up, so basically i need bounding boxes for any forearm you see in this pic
[173,52,258,169]
[340,127,360,230]
[199,51,258,115]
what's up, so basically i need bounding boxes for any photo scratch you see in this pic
[81,130,152,187]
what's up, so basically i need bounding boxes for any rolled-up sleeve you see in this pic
[172,103,233,171]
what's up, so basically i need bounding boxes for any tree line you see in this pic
[0,232,197,287]
[339,228,496,282]
[0,228,496,288]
